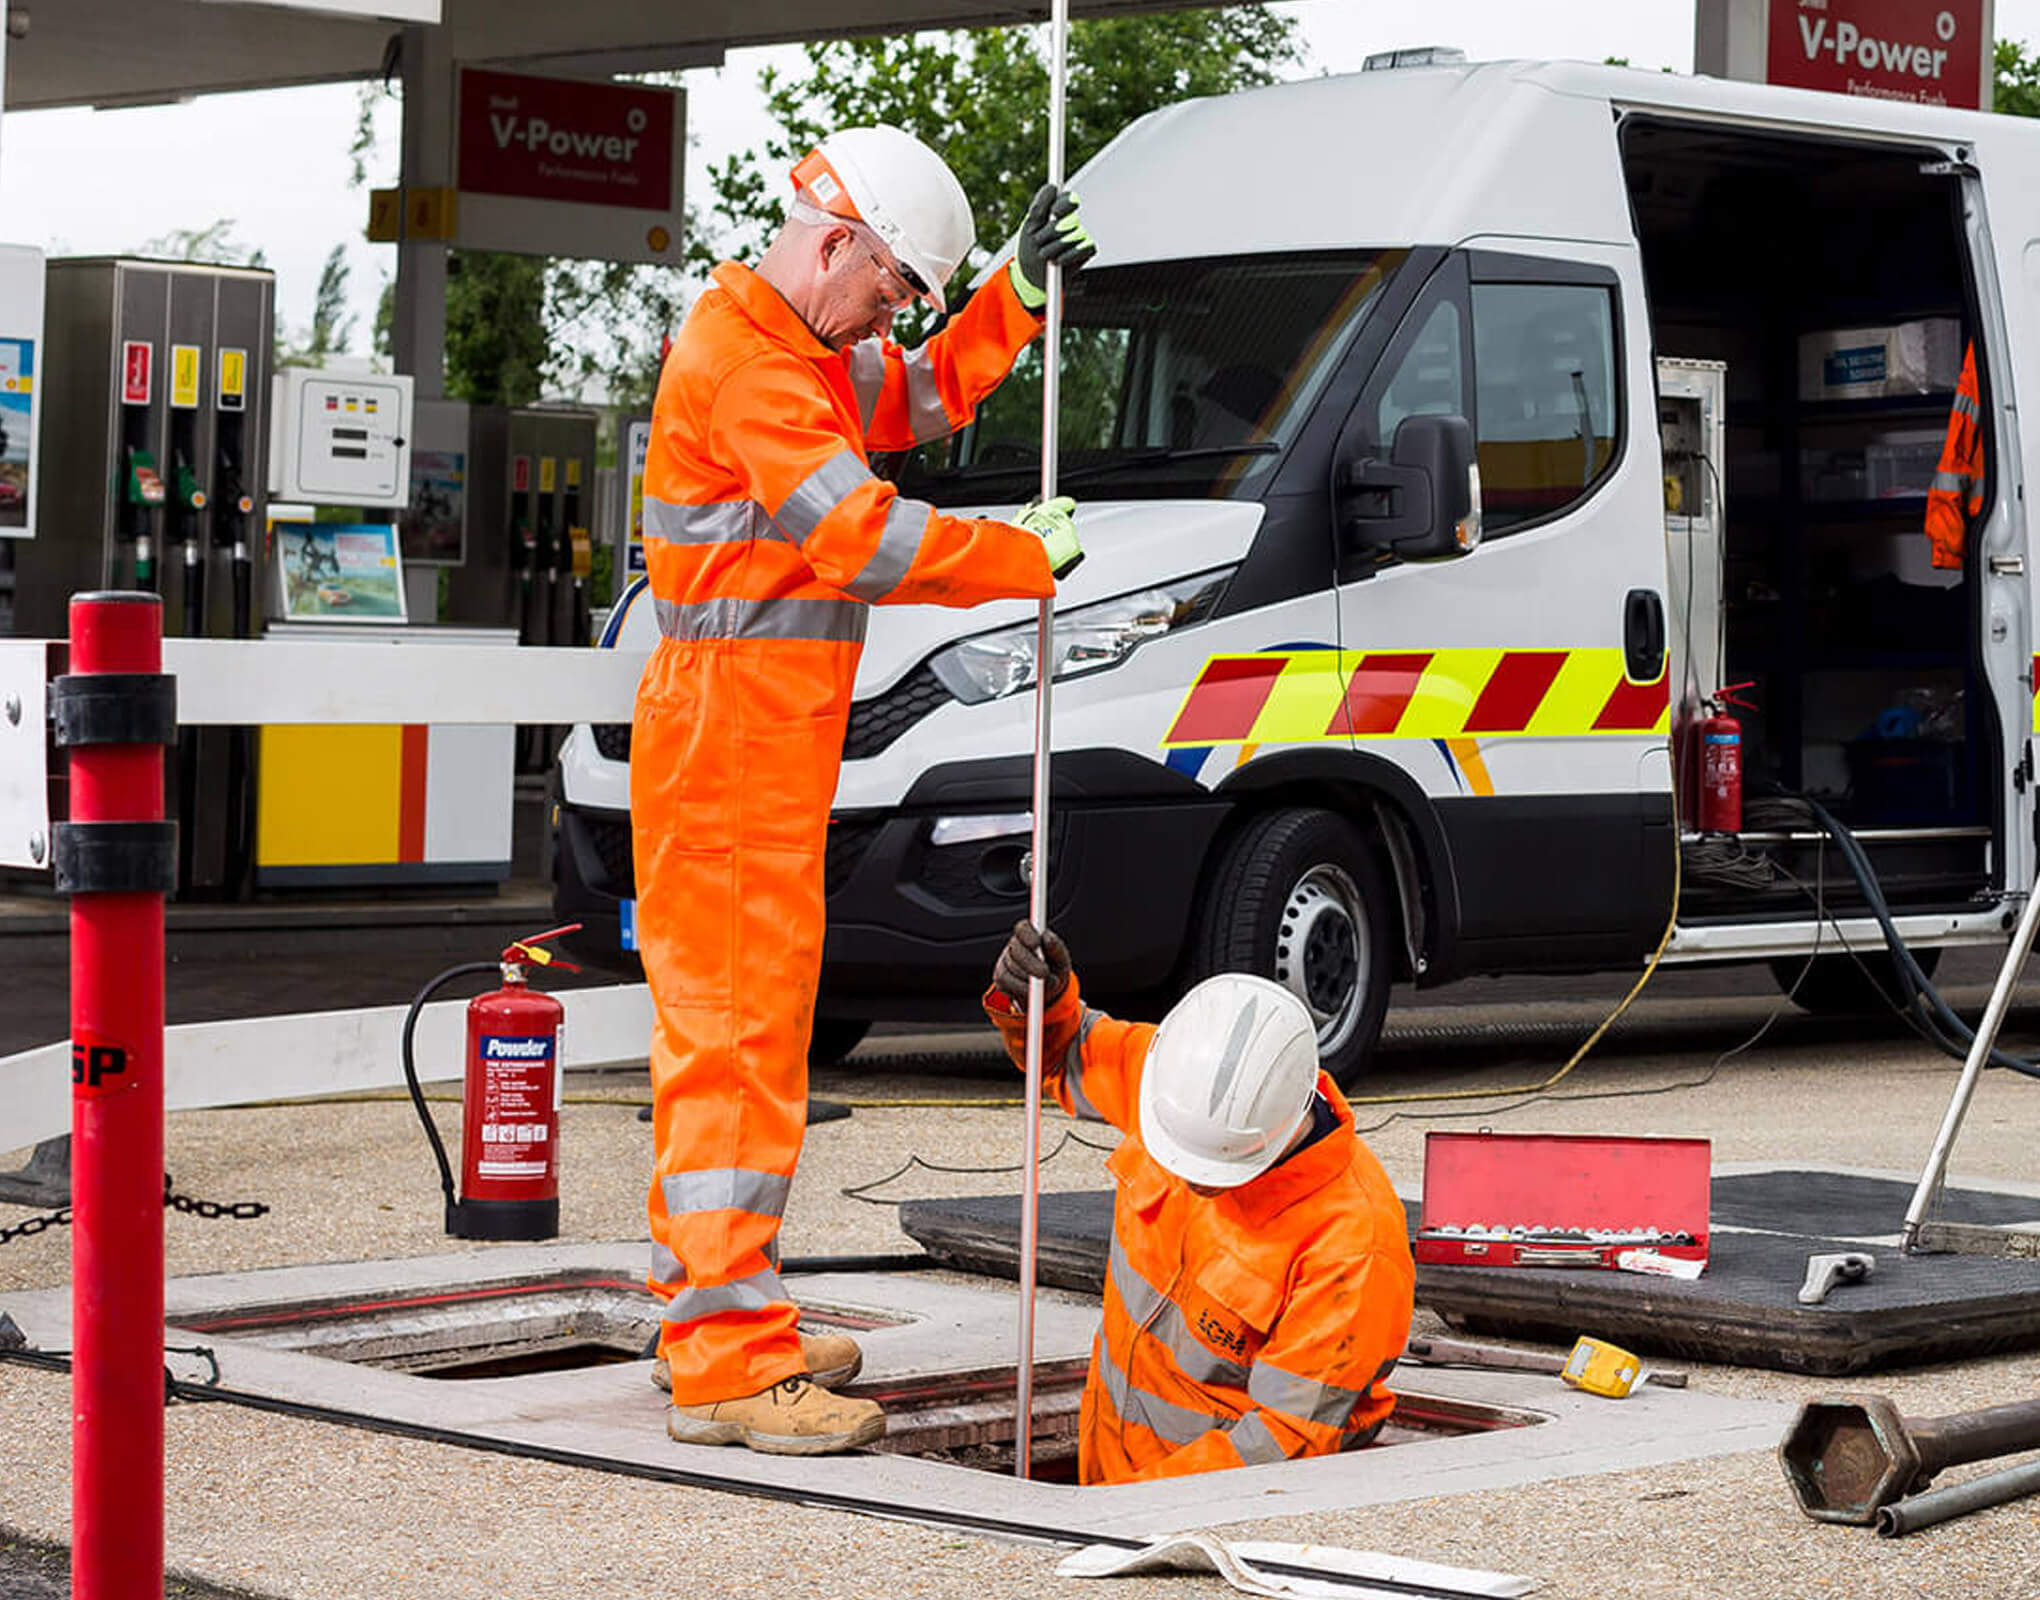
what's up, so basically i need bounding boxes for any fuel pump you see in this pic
[122,432,165,592]
[563,456,592,647]
[170,448,208,637]
[213,429,257,892]
[510,450,539,770]
[213,439,255,637]
[401,924,581,1241]
[535,452,560,649]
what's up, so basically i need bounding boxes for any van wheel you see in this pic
[1769,948,1939,1016]
[808,1018,872,1067]
[1193,808,1393,1088]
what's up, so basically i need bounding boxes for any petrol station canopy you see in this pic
[6,0,1206,111]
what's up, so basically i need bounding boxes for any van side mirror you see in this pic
[1337,414,1483,562]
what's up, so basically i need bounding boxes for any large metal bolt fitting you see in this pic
[1779,1396,1922,1525]
[1781,1393,2040,1525]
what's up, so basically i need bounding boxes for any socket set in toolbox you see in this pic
[1419,1226,1700,1245]
[1414,1132,1712,1271]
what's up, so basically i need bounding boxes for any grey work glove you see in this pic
[1009,184,1097,310]
[993,919,1072,1010]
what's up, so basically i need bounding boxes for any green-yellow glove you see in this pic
[1008,184,1097,311]
[1016,495,1083,579]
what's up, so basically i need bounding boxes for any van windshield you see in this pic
[888,249,1404,502]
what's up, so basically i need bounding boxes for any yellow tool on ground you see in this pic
[1561,1335,1644,1398]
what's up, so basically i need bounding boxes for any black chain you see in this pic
[0,1177,267,1245]
[0,1208,69,1246]
[162,1173,269,1222]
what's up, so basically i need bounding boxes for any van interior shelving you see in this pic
[1621,118,1992,923]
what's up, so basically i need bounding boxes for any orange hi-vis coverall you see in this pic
[985,976,1416,1484]
[637,261,1056,1406]
[1925,342,1984,571]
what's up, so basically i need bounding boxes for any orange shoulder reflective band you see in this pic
[1162,647,1669,749]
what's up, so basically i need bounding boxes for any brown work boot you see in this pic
[667,1375,885,1456]
[651,1330,862,1391]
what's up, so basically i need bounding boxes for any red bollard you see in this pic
[57,592,176,1600]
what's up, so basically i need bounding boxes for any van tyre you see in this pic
[1770,948,1940,1017]
[1194,808,1393,1087]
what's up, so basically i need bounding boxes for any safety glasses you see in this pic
[860,235,929,304]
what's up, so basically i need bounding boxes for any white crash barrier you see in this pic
[0,983,655,1155]
[160,638,651,725]
[1,635,659,1151]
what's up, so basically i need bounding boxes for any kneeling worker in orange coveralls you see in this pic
[986,922,1416,1484]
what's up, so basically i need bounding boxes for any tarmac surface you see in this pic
[6,879,2040,1597]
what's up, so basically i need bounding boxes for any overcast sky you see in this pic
[1,0,2032,375]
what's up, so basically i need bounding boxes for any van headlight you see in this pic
[927,568,1234,705]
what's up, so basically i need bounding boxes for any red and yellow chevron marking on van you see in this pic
[1162,647,1668,747]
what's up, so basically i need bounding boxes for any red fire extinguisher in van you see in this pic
[402,924,580,1240]
[1694,683,1755,835]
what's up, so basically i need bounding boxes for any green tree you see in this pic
[1995,37,2040,117]
[135,217,266,268]
[707,9,1305,286]
[445,251,549,406]
[277,244,360,368]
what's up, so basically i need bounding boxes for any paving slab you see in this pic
[1,1246,1786,1545]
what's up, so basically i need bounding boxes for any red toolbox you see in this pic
[1414,1132,1711,1270]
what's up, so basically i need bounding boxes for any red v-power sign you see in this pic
[457,68,677,211]
[1767,0,1986,109]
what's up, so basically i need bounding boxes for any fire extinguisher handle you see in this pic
[503,922,584,971]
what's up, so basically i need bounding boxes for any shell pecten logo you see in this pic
[1162,647,1669,749]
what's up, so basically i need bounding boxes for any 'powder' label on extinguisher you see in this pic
[475,1033,557,1179]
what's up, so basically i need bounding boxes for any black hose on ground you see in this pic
[1789,797,2040,1079]
[400,961,503,1215]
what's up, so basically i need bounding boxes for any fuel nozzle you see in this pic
[124,446,167,587]
[213,444,253,550]
[171,451,207,525]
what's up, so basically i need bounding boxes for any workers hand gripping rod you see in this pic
[994,920,1072,1011]
[1008,184,1097,311]
[1017,496,1083,579]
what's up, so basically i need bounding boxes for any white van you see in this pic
[553,58,2038,1081]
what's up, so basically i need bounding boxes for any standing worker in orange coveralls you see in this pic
[634,124,1097,1456]
[988,922,1416,1483]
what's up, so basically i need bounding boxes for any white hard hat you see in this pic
[1139,974,1321,1189]
[791,125,974,312]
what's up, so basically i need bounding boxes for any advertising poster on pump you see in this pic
[277,523,408,621]
[625,418,650,574]
[0,338,32,531]
[400,449,467,566]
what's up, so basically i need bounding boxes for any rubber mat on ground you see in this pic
[898,1171,2040,1375]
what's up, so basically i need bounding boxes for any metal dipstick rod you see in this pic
[1900,868,2040,1251]
[1016,0,1071,1483]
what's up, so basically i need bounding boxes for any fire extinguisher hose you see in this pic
[401,961,504,1217]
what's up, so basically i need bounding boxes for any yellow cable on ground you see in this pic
[1344,817,1684,1108]
[215,1090,1026,1110]
[201,822,1683,1123]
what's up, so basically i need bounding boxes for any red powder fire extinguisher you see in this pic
[1695,684,1755,835]
[403,923,580,1241]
